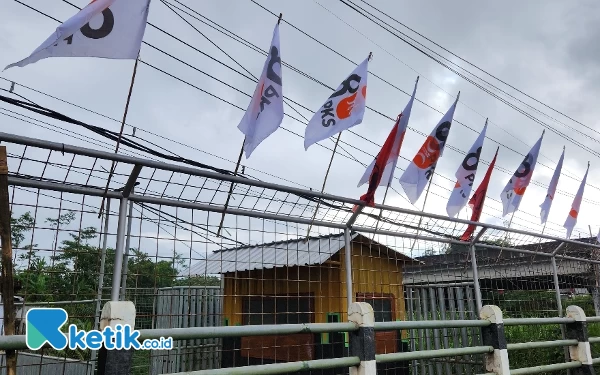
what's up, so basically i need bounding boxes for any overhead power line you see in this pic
[6,0,587,236]
[355,0,600,140]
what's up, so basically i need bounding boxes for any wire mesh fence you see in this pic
[2,132,600,374]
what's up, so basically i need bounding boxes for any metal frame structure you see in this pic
[2,131,599,308]
[2,131,600,374]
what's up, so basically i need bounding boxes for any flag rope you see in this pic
[98,56,140,218]
[305,132,342,239]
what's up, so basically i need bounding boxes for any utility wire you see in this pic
[7,0,585,236]
[355,0,600,140]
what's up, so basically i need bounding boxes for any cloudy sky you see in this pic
[1,0,600,266]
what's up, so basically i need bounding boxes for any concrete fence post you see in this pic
[348,302,376,375]
[97,301,136,375]
[480,305,510,375]
[565,305,595,375]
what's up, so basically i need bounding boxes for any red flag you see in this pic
[358,116,401,207]
[460,148,499,241]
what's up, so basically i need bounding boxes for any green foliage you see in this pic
[173,275,220,287]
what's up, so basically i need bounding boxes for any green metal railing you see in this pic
[1,308,600,374]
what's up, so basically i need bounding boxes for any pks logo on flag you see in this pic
[237,22,284,158]
[356,77,418,206]
[564,163,589,239]
[500,132,544,216]
[399,94,459,204]
[447,119,487,217]
[5,0,150,70]
[304,56,369,149]
[539,147,564,224]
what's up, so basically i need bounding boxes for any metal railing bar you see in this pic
[588,336,600,343]
[586,317,600,323]
[374,319,490,330]
[509,361,581,375]
[375,346,494,364]
[503,317,575,326]
[507,339,578,351]
[164,356,361,375]
[138,322,359,341]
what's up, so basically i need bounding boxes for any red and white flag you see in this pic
[399,94,459,204]
[356,78,418,205]
[5,0,150,70]
[304,56,369,149]
[539,147,565,224]
[446,120,488,217]
[237,23,284,158]
[461,148,499,241]
[500,132,544,216]
[564,163,589,239]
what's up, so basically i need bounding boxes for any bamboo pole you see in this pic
[0,146,16,375]
[409,176,433,253]
[98,57,140,218]
[217,143,245,237]
[306,133,342,240]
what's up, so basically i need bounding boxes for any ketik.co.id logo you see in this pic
[26,308,172,350]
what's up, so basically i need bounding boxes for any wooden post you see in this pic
[0,146,17,375]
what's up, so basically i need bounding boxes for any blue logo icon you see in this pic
[26,308,68,350]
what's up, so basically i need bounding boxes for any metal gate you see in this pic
[406,282,482,375]
[150,286,223,374]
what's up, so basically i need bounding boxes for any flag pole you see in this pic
[305,132,343,239]
[409,175,434,253]
[371,183,392,240]
[216,13,283,236]
[216,141,245,237]
[306,51,373,240]
[98,56,140,218]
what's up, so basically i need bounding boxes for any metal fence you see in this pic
[2,131,600,374]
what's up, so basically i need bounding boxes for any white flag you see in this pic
[357,78,418,188]
[564,164,589,239]
[500,132,544,216]
[399,94,459,204]
[5,0,150,70]
[446,120,488,217]
[304,57,369,149]
[539,148,565,224]
[237,23,283,158]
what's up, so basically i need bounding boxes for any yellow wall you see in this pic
[222,240,406,326]
[339,243,405,322]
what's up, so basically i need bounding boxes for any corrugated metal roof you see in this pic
[190,232,358,275]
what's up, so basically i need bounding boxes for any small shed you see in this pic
[195,232,415,374]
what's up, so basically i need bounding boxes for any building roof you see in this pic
[189,232,416,275]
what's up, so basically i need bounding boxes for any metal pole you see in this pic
[344,228,353,311]
[111,196,129,301]
[551,256,563,316]
[90,198,111,370]
[469,244,483,314]
[120,193,135,300]
[551,255,570,374]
